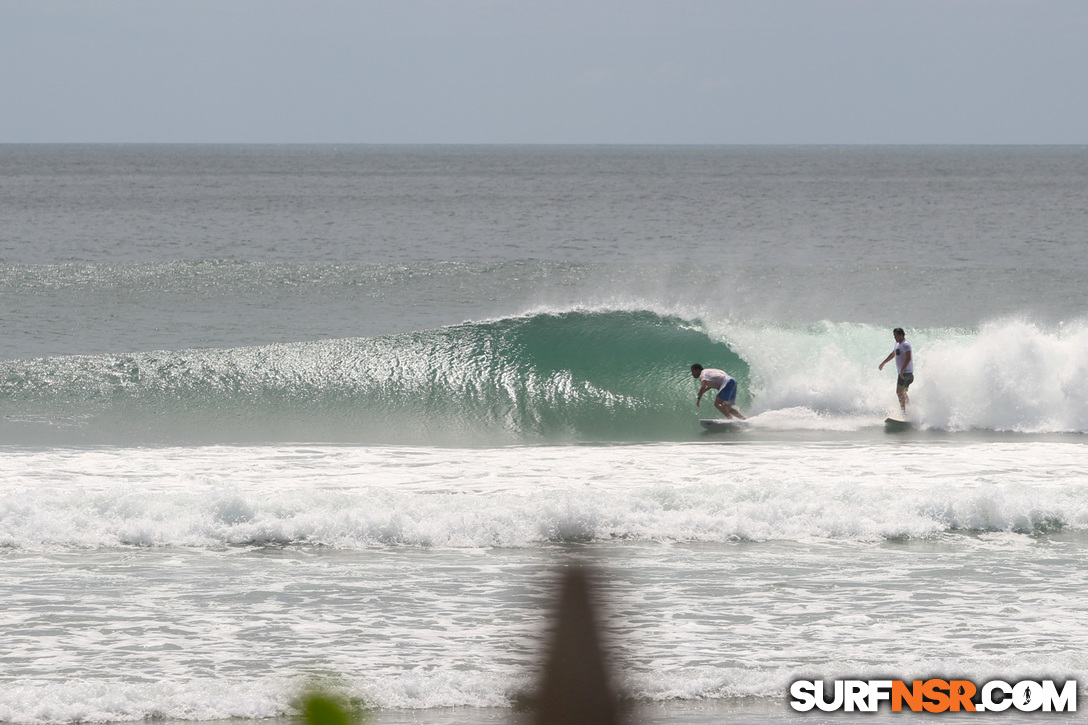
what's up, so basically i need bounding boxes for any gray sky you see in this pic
[2,0,1086,144]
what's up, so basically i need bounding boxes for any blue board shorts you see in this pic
[716,379,738,403]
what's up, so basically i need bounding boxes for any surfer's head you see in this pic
[893,327,905,341]
[690,364,703,378]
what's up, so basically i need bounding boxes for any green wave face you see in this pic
[0,310,745,445]
[403,309,749,442]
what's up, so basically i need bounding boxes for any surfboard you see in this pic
[884,417,912,432]
[699,419,747,431]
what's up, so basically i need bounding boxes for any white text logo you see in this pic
[790,679,1077,713]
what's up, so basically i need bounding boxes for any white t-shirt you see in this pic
[894,340,914,374]
[699,368,733,390]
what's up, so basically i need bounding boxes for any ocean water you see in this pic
[1,145,1086,724]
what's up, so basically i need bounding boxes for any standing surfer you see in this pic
[691,364,747,420]
[878,327,914,414]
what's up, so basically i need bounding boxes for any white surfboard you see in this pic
[884,416,912,432]
[699,418,748,431]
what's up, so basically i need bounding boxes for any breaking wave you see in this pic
[0,310,1085,444]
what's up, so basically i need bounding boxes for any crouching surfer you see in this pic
[691,364,747,420]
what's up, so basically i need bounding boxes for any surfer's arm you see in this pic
[696,382,711,405]
[878,352,895,370]
[901,350,912,371]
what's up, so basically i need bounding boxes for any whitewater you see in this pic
[1,145,1087,725]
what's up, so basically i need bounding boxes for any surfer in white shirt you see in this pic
[878,327,914,414]
[691,364,747,420]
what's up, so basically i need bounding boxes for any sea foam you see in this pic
[1,442,1085,551]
